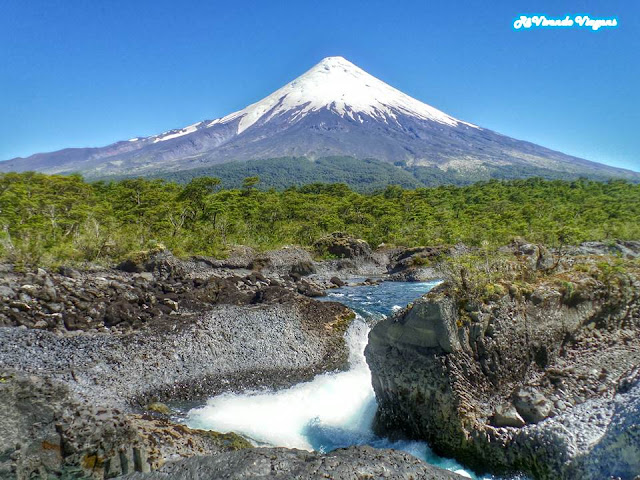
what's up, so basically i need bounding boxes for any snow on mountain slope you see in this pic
[1,56,638,182]
[208,56,477,134]
[152,122,205,143]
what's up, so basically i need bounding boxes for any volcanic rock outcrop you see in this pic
[365,250,640,479]
[121,445,464,480]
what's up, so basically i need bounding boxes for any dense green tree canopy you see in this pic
[1,172,639,266]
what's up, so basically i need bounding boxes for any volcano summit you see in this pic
[2,56,637,183]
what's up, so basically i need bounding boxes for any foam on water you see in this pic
[186,281,493,478]
[188,318,373,449]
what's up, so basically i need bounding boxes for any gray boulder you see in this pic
[368,286,460,354]
[490,404,526,428]
[314,232,373,259]
[512,241,555,271]
[513,387,554,424]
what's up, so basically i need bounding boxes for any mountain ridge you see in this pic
[2,56,638,182]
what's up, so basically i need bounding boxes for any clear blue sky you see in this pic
[1,0,638,171]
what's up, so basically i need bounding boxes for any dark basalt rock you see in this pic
[57,265,80,278]
[297,279,325,297]
[490,404,526,428]
[0,249,369,477]
[365,271,640,479]
[387,246,444,272]
[0,245,449,479]
[0,248,342,333]
[0,294,355,411]
[367,287,460,353]
[0,370,251,479]
[290,260,316,277]
[121,445,464,480]
[513,387,553,424]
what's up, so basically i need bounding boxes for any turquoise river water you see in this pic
[186,281,520,479]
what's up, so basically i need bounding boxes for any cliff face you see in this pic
[365,258,640,479]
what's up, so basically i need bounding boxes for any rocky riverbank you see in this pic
[0,237,461,479]
[0,370,253,478]
[0,246,355,478]
[5,236,636,479]
[366,242,640,479]
[121,445,462,479]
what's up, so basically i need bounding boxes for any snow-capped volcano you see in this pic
[1,56,637,182]
[208,56,476,133]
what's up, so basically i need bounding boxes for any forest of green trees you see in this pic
[139,156,624,191]
[1,172,639,267]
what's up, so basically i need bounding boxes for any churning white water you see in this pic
[188,318,376,450]
[186,281,481,478]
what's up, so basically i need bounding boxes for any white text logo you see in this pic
[513,15,618,31]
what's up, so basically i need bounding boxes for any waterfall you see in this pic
[186,281,478,478]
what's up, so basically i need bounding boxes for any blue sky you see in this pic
[1,0,638,171]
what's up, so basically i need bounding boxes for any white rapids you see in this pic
[185,281,497,478]
[188,318,375,450]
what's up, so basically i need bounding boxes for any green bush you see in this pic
[1,173,639,267]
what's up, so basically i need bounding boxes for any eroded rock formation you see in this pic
[366,254,640,479]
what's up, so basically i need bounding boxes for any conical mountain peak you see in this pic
[315,55,356,67]
[209,56,476,134]
[4,56,634,184]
